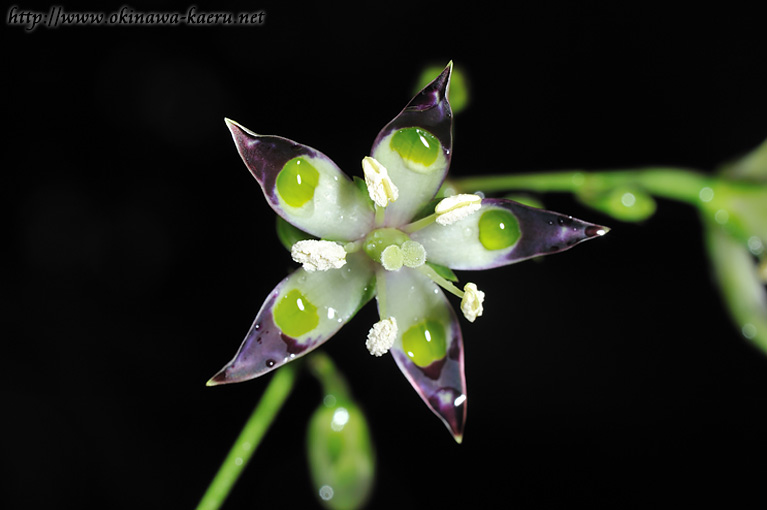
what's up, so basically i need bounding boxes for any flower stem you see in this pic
[451,167,710,205]
[306,351,352,402]
[195,363,300,510]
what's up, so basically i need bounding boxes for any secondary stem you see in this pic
[196,362,300,510]
[452,167,710,205]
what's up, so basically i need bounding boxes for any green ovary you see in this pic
[363,228,410,263]
[478,209,521,250]
[402,319,447,367]
[276,157,320,207]
[274,289,319,338]
[390,128,440,168]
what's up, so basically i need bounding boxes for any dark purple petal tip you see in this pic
[372,62,454,156]
[485,198,610,264]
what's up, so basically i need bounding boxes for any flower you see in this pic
[702,138,767,353]
[207,63,608,442]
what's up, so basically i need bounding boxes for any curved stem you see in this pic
[451,167,711,205]
[196,363,300,510]
[306,351,351,402]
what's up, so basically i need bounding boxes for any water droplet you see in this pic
[742,323,757,340]
[265,359,276,367]
[319,485,334,501]
[699,187,714,202]
[747,236,763,255]
[331,407,349,431]
[621,192,637,207]
[715,209,729,224]
[323,394,337,407]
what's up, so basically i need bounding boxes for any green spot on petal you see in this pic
[478,209,521,250]
[402,319,447,367]
[274,289,319,338]
[276,157,320,208]
[390,128,440,171]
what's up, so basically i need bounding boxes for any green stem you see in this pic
[196,363,300,510]
[452,167,711,205]
[306,351,352,402]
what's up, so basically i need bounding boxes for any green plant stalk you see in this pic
[704,218,767,353]
[451,167,710,205]
[196,363,299,510]
[307,351,351,402]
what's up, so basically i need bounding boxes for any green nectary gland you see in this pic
[478,209,521,250]
[276,157,320,208]
[402,319,447,367]
[390,127,440,168]
[273,288,319,338]
[363,228,411,263]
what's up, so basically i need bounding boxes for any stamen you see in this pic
[362,156,399,208]
[435,194,482,225]
[417,263,464,299]
[401,213,437,234]
[460,282,485,322]
[291,239,347,271]
[366,317,398,356]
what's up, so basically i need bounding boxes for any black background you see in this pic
[5,2,767,508]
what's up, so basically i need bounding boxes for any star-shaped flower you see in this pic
[208,63,608,442]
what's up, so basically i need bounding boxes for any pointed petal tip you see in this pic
[443,60,453,78]
[586,225,611,237]
[452,432,464,444]
[223,117,238,131]
[206,369,227,387]
[224,117,259,138]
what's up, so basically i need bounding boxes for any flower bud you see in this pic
[306,400,375,510]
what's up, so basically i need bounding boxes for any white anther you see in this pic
[460,282,485,322]
[435,194,482,225]
[366,317,398,356]
[362,156,399,207]
[291,240,347,272]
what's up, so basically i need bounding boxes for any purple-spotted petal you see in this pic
[379,267,466,442]
[226,119,375,242]
[208,252,375,385]
[411,198,609,270]
[370,63,454,227]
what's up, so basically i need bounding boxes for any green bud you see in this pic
[504,194,545,209]
[306,400,375,510]
[414,63,470,114]
[578,186,656,222]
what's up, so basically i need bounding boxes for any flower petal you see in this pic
[370,63,453,227]
[411,198,609,270]
[226,119,375,241]
[379,267,467,442]
[208,252,375,385]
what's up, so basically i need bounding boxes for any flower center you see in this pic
[363,228,426,271]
